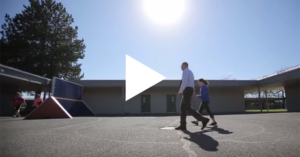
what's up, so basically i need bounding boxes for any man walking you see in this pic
[175,62,209,130]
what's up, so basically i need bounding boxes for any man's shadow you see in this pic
[182,130,219,152]
[204,126,233,135]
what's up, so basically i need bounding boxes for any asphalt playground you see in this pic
[0,113,299,157]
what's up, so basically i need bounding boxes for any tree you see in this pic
[0,0,85,80]
[223,74,236,80]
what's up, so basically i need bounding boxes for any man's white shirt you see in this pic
[179,68,195,93]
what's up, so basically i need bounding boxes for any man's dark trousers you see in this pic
[180,87,206,126]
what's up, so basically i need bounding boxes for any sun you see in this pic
[143,0,186,26]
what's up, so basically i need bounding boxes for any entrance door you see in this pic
[167,95,176,113]
[141,95,151,113]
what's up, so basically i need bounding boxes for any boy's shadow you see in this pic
[182,130,219,152]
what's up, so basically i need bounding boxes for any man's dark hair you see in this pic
[182,62,188,67]
[199,78,209,85]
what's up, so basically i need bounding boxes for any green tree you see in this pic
[0,0,85,80]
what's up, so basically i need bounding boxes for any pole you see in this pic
[258,86,262,112]
[282,90,285,109]
[265,90,269,112]
[43,92,46,101]
[122,86,125,114]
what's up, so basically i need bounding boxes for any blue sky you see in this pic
[1,0,299,80]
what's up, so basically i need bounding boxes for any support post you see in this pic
[122,86,125,102]
[282,90,285,109]
[265,90,269,112]
[122,86,125,114]
[43,92,46,101]
[258,86,262,112]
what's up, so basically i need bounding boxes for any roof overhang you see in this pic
[0,64,51,91]
[72,80,258,88]
[0,74,43,91]
[258,67,300,86]
[244,68,300,93]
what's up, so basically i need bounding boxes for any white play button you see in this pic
[125,55,166,101]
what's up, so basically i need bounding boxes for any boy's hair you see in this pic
[199,78,209,85]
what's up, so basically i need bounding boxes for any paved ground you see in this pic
[0,113,300,157]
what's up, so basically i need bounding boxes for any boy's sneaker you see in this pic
[191,121,199,126]
[210,122,217,126]
[13,115,16,118]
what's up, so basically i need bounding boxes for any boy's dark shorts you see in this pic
[14,105,21,111]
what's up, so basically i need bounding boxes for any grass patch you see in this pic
[246,109,287,112]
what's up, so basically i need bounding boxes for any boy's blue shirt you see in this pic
[197,85,210,102]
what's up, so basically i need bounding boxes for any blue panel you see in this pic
[56,99,94,116]
[53,78,82,100]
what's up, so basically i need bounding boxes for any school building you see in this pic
[74,80,252,115]
[0,64,299,116]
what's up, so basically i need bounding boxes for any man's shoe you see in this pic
[175,126,187,130]
[201,118,209,130]
[191,121,199,126]
[210,122,217,126]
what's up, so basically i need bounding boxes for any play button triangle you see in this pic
[125,55,166,101]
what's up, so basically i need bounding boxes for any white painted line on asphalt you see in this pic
[177,131,197,157]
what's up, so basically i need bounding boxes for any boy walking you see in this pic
[11,92,27,118]
[192,78,217,126]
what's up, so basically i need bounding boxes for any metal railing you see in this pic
[257,64,300,80]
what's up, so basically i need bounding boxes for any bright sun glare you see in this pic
[143,0,186,26]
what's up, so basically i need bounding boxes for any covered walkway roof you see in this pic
[73,79,257,88]
[0,64,299,93]
[0,64,51,91]
[244,65,300,93]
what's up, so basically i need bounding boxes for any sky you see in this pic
[1,0,299,80]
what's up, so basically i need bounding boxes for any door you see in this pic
[167,95,176,113]
[141,95,151,113]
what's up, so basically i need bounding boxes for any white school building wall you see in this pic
[82,86,246,115]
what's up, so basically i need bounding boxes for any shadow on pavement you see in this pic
[182,130,219,152]
[205,126,233,134]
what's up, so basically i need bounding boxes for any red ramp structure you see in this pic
[24,96,72,119]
